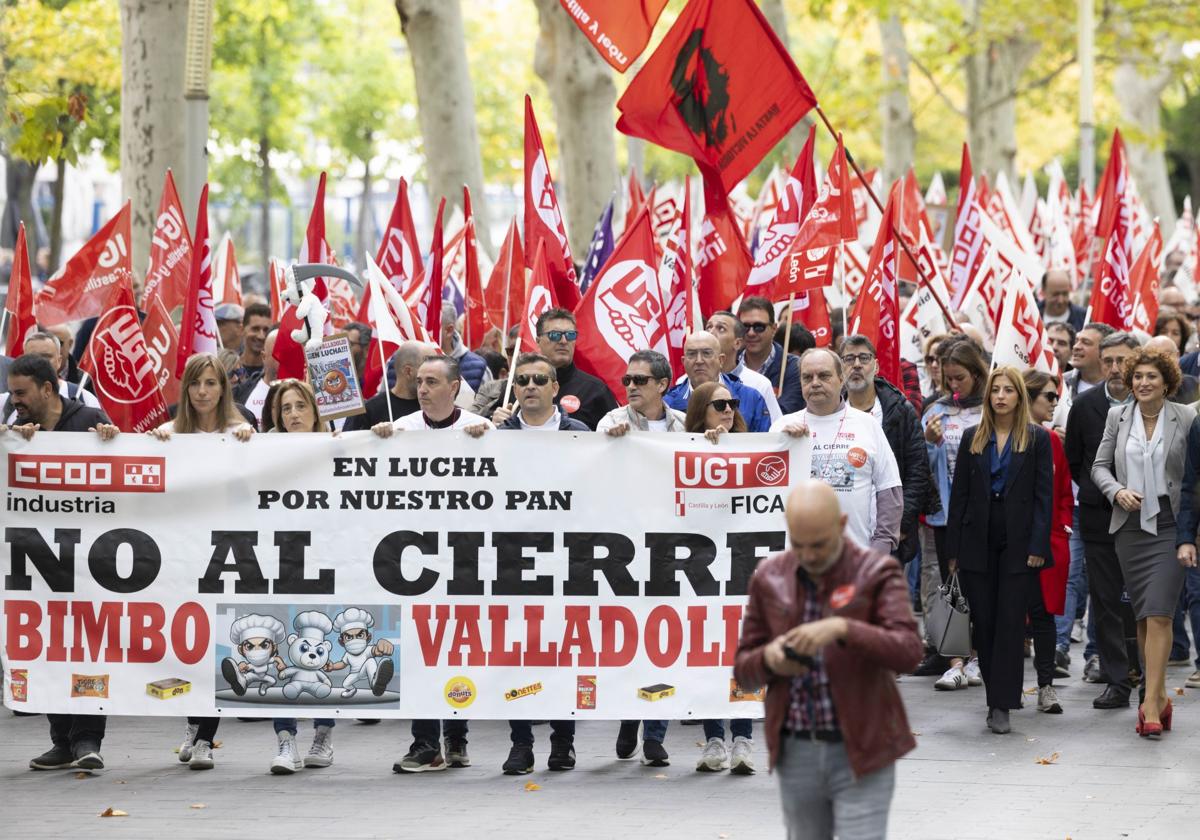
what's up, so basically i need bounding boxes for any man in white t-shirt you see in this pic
[771,347,903,555]
[372,355,492,437]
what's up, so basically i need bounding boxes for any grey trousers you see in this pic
[919,524,942,646]
[775,738,896,840]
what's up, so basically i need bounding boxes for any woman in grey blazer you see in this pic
[1092,347,1195,739]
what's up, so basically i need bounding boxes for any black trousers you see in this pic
[1027,585,1056,687]
[188,716,220,744]
[411,719,468,744]
[48,714,106,749]
[1081,536,1134,692]
[960,498,1038,711]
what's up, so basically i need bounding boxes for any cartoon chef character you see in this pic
[221,614,287,696]
[326,608,395,697]
[280,611,334,700]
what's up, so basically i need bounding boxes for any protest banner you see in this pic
[304,334,366,422]
[1,431,807,719]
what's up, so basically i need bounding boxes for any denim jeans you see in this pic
[642,720,668,743]
[273,718,335,734]
[1171,597,1191,661]
[509,720,575,745]
[775,738,896,840]
[702,719,753,741]
[1182,567,1200,667]
[1056,508,1090,653]
[411,719,468,745]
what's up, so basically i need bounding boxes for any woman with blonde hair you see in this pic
[945,366,1053,733]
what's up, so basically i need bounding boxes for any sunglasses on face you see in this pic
[740,322,771,334]
[515,373,551,387]
[542,330,578,343]
[622,374,657,387]
[1040,391,1059,402]
[709,398,740,412]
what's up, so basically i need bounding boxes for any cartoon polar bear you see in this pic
[279,611,334,700]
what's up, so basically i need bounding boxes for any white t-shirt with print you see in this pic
[393,408,494,431]
[924,403,983,483]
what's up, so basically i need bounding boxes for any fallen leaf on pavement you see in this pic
[1035,752,1060,765]
[1023,687,1037,695]
[524,782,540,791]
[100,808,128,817]
[190,804,206,809]
[75,772,89,779]
[212,741,223,749]
[1175,687,1185,696]
[654,773,668,779]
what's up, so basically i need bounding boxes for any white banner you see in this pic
[1,431,801,721]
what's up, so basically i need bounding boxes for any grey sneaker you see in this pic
[305,725,334,768]
[695,737,728,772]
[729,736,755,775]
[393,741,445,773]
[178,722,199,763]
[189,740,215,770]
[1188,670,1200,689]
[270,731,302,775]
[1037,685,1063,714]
[1083,655,1102,683]
[444,738,470,768]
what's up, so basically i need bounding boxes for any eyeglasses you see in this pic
[709,398,740,412]
[621,374,657,387]
[841,353,875,366]
[684,348,718,360]
[542,330,578,343]
[514,373,551,387]
[740,322,771,334]
[1040,391,1060,402]
[924,355,938,365]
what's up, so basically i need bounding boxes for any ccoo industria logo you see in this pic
[670,29,732,151]
[9,455,166,493]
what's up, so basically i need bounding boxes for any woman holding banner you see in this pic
[151,352,254,770]
[684,381,755,774]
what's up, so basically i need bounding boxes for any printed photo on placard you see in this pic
[213,604,400,708]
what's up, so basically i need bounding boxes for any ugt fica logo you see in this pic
[673,451,789,516]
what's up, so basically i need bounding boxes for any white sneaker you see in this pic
[188,740,214,770]
[178,722,199,763]
[729,736,755,775]
[271,731,302,774]
[964,658,983,686]
[696,737,728,772]
[935,665,968,691]
[1037,685,1063,714]
[304,725,334,768]
[1071,619,1084,643]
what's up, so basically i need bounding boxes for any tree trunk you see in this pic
[356,156,374,273]
[532,0,619,258]
[119,0,189,276]
[758,0,811,165]
[50,158,67,271]
[395,0,492,254]
[962,0,1037,184]
[879,13,915,186]
[259,134,272,267]
[1113,43,1181,232]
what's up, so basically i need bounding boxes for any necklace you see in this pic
[1140,408,1162,419]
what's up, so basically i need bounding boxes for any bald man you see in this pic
[664,330,770,431]
[1146,335,1200,405]
[1038,269,1084,330]
[736,481,922,839]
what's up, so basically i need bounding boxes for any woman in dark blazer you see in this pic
[1092,346,1196,738]
[946,366,1053,734]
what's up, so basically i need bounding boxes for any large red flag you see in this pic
[625,169,648,236]
[4,223,37,357]
[484,218,526,337]
[361,253,430,398]
[141,294,181,406]
[558,0,670,72]
[80,278,169,433]
[1093,129,1127,247]
[1129,226,1163,335]
[743,124,817,299]
[616,0,817,195]
[524,96,579,308]
[140,169,192,312]
[521,240,558,353]
[356,177,426,324]
[268,258,285,323]
[417,198,447,345]
[791,289,832,347]
[660,176,694,376]
[1087,163,1134,330]
[695,176,753,318]
[573,205,669,400]
[35,202,134,326]
[850,186,901,387]
[950,144,986,304]
[462,186,488,349]
[776,133,856,296]
[175,184,219,377]
[214,232,243,307]
[275,173,333,380]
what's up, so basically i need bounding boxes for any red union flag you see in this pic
[743,125,817,299]
[35,202,134,326]
[80,279,169,433]
[559,0,669,72]
[950,144,985,303]
[776,134,857,296]
[484,218,526,335]
[695,176,753,318]
[524,96,579,308]
[992,268,1058,375]
[140,294,181,407]
[616,0,817,195]
[1129,226,1163,335]
[573,205,669,401]
[850,187,901,387]
[958,245,1004,348]
[521,239,558,353]
[176,184,219,378]
[4,223,37,357]
[659,176,694,376]
[213,232,243,307]
[140,170,192,312]
[1087,165,1134,331]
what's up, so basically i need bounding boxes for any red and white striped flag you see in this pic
[141,169,192,312]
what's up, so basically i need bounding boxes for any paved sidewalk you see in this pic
[2,660,1197,839]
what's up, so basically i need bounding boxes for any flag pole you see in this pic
[375,332,394,423]
[813,103,959,329]
[838,240,848,336]
[500,225,515,360]
[779,292,795,395]
[501,347,518,408]
[0,309,10,352]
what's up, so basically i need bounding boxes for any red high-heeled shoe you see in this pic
[1161,699,1173,732]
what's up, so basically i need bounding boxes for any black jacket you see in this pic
[51,394,111,431]
[946,423,1053,574]
[1064,384,1120,540]
[498,410,590,432]
[555,362,617,431]
[873,377,937,562]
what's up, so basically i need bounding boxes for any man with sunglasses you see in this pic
[842,335,935,565]
[705,311,783,422]
[535,308,618,430]
[598,350,687,436]
[736,296,804,414]
[664,331,771,431]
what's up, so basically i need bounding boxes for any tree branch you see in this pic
[979,54,1076,114]
[909,53,967,118]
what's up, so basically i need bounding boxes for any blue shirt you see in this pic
[664,373,771,432]
[987,432,1012,495]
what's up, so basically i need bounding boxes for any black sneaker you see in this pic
[502,743,535,775]
[29,744,74,770]
[642,740,669,767]
[547,740,576,771]
[393,741,446,773]
[73,742,104,772]
[1054,649,1071,678]
[615,721,639,759]
[912,652,948,677]
[444,738,470,768]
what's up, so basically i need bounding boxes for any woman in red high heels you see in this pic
[1092,347,1194,738]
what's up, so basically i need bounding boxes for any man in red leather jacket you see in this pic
[736,480,923,839]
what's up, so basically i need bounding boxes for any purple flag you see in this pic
[579,197,615,295]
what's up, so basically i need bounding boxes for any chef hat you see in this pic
[230,614,286,646]
[293,610,333,641]
[333,607,374,635]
